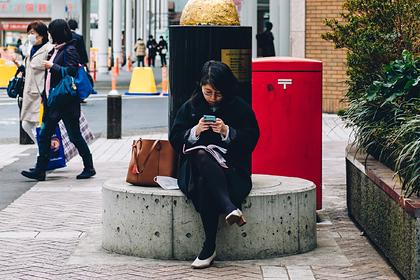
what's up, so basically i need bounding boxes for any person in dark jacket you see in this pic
[146,35,157,67]
[256,21,275,57]
[67,19,89,66]
[157,36,168,67]
[169,61,259,269]
[21,19,96,181]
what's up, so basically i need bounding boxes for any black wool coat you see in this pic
[71,32,89,65]
[43,40,81,120]
[169,94,260,211]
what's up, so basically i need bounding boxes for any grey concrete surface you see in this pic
[102,175,316,260]
[0,116,401,279]
[0,147,38,210]
[0,93,168,142]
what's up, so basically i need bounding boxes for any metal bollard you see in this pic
[107,90,121,139]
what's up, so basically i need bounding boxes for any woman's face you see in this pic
[27,29,43,46]
[202,84,223,106]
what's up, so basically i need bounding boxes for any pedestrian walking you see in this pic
[134,38,146,67]
[21,19,96,181]
[157,36,168,67]
[146,35,157,67]
[12,21,52,143]
[169,60,260,269]
[67,19,89,66]
[256,21,275,57]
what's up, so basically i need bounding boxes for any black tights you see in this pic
[192,150,237,258]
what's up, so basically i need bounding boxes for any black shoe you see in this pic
[21,169,46,181]
[76,168,96,179]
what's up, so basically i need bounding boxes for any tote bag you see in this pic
[126,139,176,186]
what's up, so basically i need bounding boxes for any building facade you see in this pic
[0,0,80,47]
[305,0,347,113]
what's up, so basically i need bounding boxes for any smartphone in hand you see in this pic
[203,115,216,122]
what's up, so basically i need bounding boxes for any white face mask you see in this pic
[28,34,37,45]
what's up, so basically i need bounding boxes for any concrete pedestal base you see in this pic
[102,175,316,260]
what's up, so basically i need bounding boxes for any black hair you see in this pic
[265,21,273,31]
[26,21,49,44]
[149,35,153,39]
[67,19,78,30]
[191,60,239,107]
[48,19,72,44]
[160,36,163,39]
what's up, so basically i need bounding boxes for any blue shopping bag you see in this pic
[36,126,66,170]
[75,66,96,100]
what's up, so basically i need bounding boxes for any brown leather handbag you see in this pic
[126,139,176,186]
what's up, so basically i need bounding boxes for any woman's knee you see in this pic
[194,150,210,165]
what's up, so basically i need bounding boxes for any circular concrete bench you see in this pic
[102,175,316,260]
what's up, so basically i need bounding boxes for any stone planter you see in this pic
[346,145,420,280]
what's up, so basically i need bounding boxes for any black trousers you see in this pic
[160,54,167,67]
[147,55,155,67]
[192,150,237,247]
[137,55,144,67]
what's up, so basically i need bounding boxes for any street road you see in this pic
[0,91,169,142]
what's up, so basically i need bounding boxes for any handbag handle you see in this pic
[132,139,162,174]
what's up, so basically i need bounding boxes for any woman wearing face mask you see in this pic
[17,21,52,143]
[21,19,95,181]
[169,61,260,268]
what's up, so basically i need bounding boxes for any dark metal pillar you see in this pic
[168,26,252,128]
[107,92,122,139]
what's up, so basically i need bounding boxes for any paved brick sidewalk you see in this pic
[0,115,401,279]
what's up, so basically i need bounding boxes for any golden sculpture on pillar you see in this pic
[180,0,240,26]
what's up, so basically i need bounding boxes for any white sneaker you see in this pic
[225,209,246,226]
[191,250,216,269]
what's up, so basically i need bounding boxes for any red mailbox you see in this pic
[252,57,322,209]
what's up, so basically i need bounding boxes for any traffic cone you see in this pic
[127,55,132,72]
[115,57,120,76]
[161,66,168,96]
[111,67,117,91]
[126,67,159,95]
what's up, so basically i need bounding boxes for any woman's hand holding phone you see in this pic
[211,118,228,136]
[196,116,228,137]
[195,117,211,136]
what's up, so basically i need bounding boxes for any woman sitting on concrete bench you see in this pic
[169,60,260,269]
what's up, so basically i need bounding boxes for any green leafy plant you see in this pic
[344,52,419,196]
[366,51,420,104]
[323,0,420,196]
[322,0,419,101]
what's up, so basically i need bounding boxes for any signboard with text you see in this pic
[0,1,50,18]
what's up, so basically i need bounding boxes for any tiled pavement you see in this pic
[0,114,401,279]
